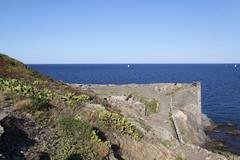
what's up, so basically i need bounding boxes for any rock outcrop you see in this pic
[171,83,208,144]
[0,53,237,160]
[80,83,228,160]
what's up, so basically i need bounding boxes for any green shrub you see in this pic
[0,78,90,107]
[33,80,48,85]
[160,139,172,148]
[92,110,143,140]
[59,117,93,139]
[176,154,187,160]
[140,98,159,114]
[55,117,110,160]
[176,155,187,160]
[30,98,51,111]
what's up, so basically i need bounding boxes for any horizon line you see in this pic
[28,63,240,65]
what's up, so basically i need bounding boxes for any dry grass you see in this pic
[14,99,32,110]
[0,92,7,102]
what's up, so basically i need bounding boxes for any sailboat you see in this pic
[235,64,237,68]
[127,64,130,68]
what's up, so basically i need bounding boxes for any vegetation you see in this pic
[59,92,90,106]
[175,155,187,160]
[140,97,160,114]
[30,98,52,111]
[2,54,238,160]
[0,54,111,159]
[169,112,174,128]
[0,54,49,81]
[130,93,160,115]
[54,117,111,160]
[212,150,240,160]
[59,117,93,138]
[33,80,48,85]
[138,118,152,132]
[160,139,172,149]
[91,109,143,140]
[0,78,90,109]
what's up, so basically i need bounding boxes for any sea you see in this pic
[30,64,240,154]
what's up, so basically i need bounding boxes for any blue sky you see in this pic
[0,0,240,64]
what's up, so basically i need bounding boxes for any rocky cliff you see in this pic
[76,83,228,160]
[0,53,237,160]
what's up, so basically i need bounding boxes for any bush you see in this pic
[145,99,159,114]
[132,95,160,115]
[14,97,51,112]
[0,78,90,108]
[59,117,93,140]
[55,117,110,160]
[91,110,143,140]
[140,98,159,114]
[15,98,51,113]
[30,98,51,111]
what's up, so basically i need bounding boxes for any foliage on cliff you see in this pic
[0,53,142,160]
[0,53,49,81]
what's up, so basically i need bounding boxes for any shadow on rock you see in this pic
[66,154,83,160]
[111,144,124,160]
[0,116,36,160]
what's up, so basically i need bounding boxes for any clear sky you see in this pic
[1,0,240,64]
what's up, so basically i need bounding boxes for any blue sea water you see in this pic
[30,64,240,153]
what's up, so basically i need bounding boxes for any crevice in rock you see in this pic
[111,144,124,160]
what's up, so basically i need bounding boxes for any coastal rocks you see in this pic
[171,85,208,145]
[113,136,175,160]
[104,95,176,142]
[172,110,204,144]
[81,83,230,159]
[213,123,240,136]
[106,95,146,118]
[154,83,183,95]
[216,122,237,129]
[175,83,183,88]
[83,103,176,160]
[204,140,226,150]
[173,110,188,121]
[173,90,201,125]
[201,114,213,128]
[227,130,240,136]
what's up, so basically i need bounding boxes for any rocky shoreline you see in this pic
[75,83,240,158]
[72,82,240,159]
[0,81,239,160]
[0,53,239,160]
[205,122,240,156]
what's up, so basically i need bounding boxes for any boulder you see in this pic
[227,130,240,136]
[107,95,146,118]
[201,114,213,128]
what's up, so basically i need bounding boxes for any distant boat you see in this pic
[127,65,130,68]
[235,64,237,68]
